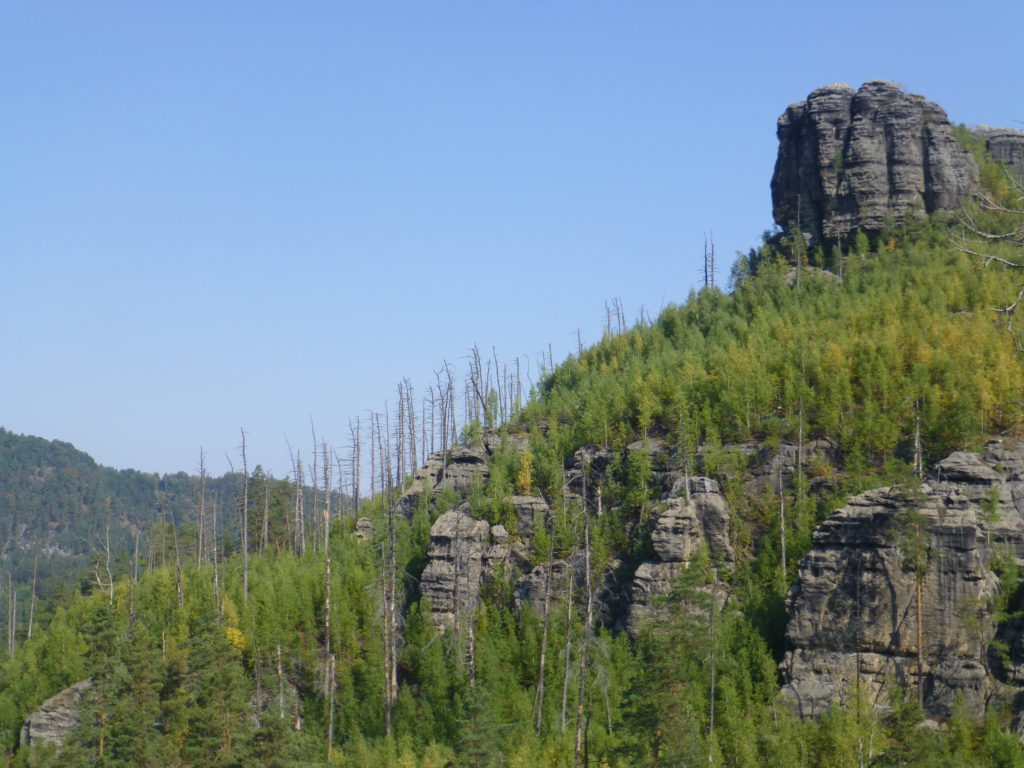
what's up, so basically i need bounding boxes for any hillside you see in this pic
[0,430,341,602]
[1,83,1023,767]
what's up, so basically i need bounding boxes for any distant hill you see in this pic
[0,429,334,598]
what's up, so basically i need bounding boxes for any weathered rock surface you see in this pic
[782,441,1024,719]
[515,554,585,616]
[420,509,510,631]
[21,679,91,748]
[622,476,735,636]
[355,517,374,541]
[773,81,978,243]
[976,126,1024,185]
[397,446,493,516]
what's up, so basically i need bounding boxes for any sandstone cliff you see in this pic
[782,441,1024,719]
[772,80,978,243]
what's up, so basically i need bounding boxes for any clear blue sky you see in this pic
[3,1,1022,478]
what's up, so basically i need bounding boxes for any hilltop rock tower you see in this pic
[771,80,979,244]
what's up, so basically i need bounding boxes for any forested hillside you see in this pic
[3,99,1024,765]
[0,430,340,606]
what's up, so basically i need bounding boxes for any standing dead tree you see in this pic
[956,173,1024,351]
[349,417,362,516]
[240,428,250,603]
[196,448,207,568]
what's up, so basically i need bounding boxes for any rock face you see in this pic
[21,679,91,748]
[772,81,978,243]
[397,445,493,516]
[782,441,1024,719]
[623,477,735,636]
[977,127,1024,184]
[420,509,510,630]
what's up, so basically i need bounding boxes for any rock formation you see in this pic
[397,445,493,516]
[622,477,735,636]
[772,80,978,243]
[21,679,91,748]
[976,127,1024,184]
[419,509,511,631]
[782,441,1024,719]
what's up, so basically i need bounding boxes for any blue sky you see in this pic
[3,1,1023,478]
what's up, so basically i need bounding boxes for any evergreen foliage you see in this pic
[3,200,1024,765]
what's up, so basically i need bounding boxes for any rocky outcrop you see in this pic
[772,81,978,243]
[782,441,1024,719]
[397,446,493,516]
[355,517,374,541]
[623,477,735,636]
[21,679,91,748]
[420,509,511,631]
[976,127,1024,184]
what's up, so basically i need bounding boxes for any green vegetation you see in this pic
[3,177,1024,764]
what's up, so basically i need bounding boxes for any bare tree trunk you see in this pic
[349,417,362,516]
[261,476,270,554]
[197,448,206,567]
[574,468,593,767]
[778,445,787,582]
[240,428,250,603]
[294,456,306,557]
[7,571,15,654]
[406,379,417,472]
[560,561,574,734]
[171,512,184,608]
[326,653,336,759]
[212,495,221,619]
[26,552,37,641]
[276,643,285,719]
[310,424,320,553]
[534,525,554,734]
[708,572,718,767]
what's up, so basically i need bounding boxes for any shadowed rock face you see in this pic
[420,509,511,631]
[623,477,735,637]
[772,80,978,243]
[21,679,91,748]
[782,442,1024,719]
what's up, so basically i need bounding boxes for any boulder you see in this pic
[21,679,91,748]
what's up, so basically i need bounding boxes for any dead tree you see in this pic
[196,448,207,568]
[310,423,320,552]
[704,231,716,289]
[26,552,37,641]
[212,494,221,618]
[349,417,362,516]
[240,428,250,603]
[956,175,1024,351]
[574,465,594,767]
[294,454,306,556]
[534,507,555,734]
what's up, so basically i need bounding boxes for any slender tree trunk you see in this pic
[212,495,221,619]
[574,469,593,767]
[778,446,787,581]
[276,643,285,719]
[534,527,554,734]
[240,428,250,603]
[261,477,270,554]
[197,449,206,567]
[708,573,718,767]
[327,653,336,759]
[560,562,574,734]
[26,552,37,642]
[171,514,184,608]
